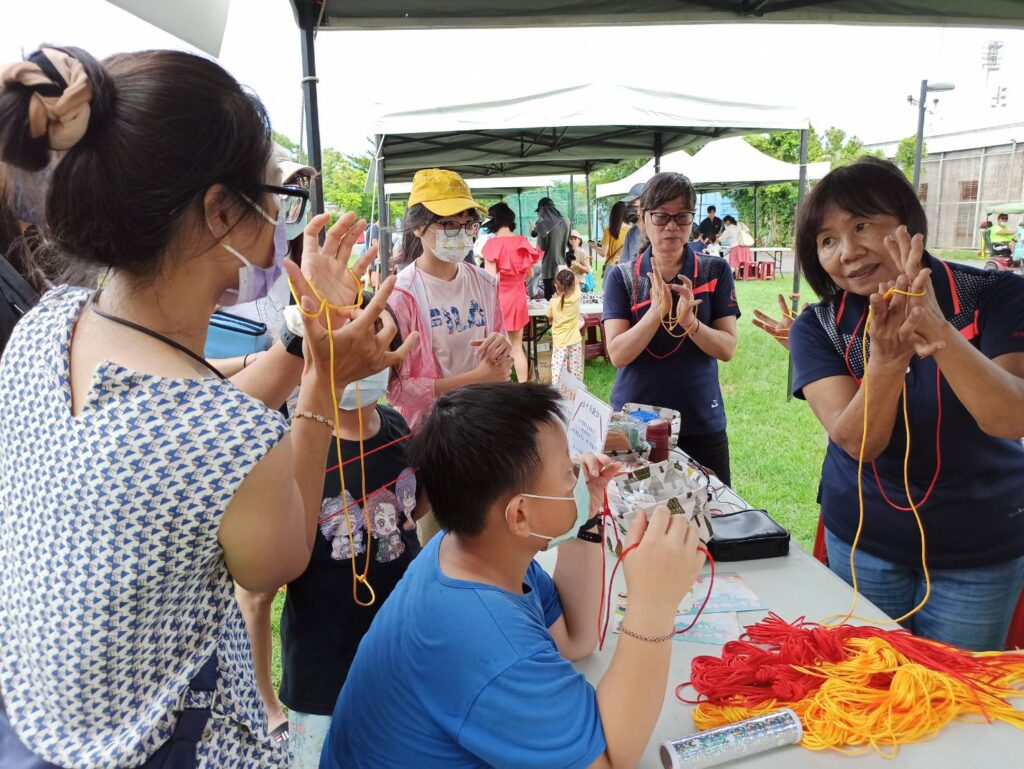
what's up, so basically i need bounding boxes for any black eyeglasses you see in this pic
[647,211,697,228]
[432,220,481,237]
[262,184,310,226]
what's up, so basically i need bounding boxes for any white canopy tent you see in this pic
[596,137,831,199]
[367,83,809,184]
[595,153,701,200]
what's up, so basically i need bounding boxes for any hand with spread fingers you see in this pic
[668,275,702,330]
[883,226,945,346]
[299,211,376,328]
[286,261,418,396]
[752,293,806,350]
[867,273,943,367]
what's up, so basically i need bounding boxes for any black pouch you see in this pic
[707,508,790,561]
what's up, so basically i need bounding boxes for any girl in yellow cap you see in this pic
[388,168,513,430]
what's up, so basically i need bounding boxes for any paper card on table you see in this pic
[612,602,741,646]
[566,388,612,458]
[673,612,741,645]
[555,369,587,422]
[678,572,764,615]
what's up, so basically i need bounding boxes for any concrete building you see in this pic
[867,123,1024,250]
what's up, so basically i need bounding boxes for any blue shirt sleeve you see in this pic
[790,308,851,399]
[457,647,607,769]
[602,264,631,322]
[525,559,563,627]
[709,262,741,321]
[978,272,1024,360]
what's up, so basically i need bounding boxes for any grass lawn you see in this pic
[267,277,827,691]
[935,248,982,262]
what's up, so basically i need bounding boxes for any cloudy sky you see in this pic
[3,1,1022,157]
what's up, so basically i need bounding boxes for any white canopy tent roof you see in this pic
[596,153,701,200]
[368,83,809,183]
[596,137,832,199]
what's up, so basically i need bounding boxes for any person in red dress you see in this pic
[482,202,541,382]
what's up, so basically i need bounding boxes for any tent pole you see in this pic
[298,0,324,218]
[654,131,663,173]
[569,174,575,228]
[753,185,760,244]
[375,134,390,274]
[585,167,593,242]
[787,129,809,401]
[516,189,523,232]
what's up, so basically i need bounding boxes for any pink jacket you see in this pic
[387,261,505,431]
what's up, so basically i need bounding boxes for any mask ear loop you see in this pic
[289,268,377,607]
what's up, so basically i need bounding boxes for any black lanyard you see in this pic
[90,291,225,380]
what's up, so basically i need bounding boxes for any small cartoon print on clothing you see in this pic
[319,485,415,564]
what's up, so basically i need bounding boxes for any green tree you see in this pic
[895,135,924,180]
[728,125,872,246]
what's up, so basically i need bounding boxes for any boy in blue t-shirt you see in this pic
[319,382,705,769]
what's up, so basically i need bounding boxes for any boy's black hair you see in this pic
[405,383,565,536]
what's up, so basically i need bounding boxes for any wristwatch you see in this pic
[279,319,304,358]
[576,514,604,544]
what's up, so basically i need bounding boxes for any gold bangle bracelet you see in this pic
[619,625,674,643]
[293,411,335,431]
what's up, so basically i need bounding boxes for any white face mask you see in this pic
[339,368,390,411]
[432,228,475,263]
[512,465,591,550]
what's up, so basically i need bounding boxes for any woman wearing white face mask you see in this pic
[388,168,513,433]
[277,362,426,769]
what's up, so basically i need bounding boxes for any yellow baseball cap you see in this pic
[407,168,486,217]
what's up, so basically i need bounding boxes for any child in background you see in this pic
[279,367,425,769]
[704,233,722,257]
[547,268,583,386]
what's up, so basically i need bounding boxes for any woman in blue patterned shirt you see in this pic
[0,46,412,768]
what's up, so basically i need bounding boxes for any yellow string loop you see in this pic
[826,287,929,628]
[288,268,377,606]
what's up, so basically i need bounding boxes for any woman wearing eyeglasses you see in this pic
[388,169,513,435]
[603,172,741,484]
[0,46,413,768]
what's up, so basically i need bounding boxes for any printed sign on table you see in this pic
[567,389,613,458]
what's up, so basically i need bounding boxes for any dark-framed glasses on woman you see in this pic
[647,211,696,228]
[262,183,310,225]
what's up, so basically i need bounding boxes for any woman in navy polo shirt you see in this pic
[789,157,1024,651]
[603,172,740,484]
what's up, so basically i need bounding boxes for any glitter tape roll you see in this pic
[660,709,802,769]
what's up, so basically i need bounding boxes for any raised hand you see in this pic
[298,212,377,329]
[867,274,942,366]
[752,293,806,350]
[576,453,622,516]
[884,226,945,345]
[286,260,418,394]
[668,275,702,330]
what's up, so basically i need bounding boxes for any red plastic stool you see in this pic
[757,261,776,280]
[1008,592,1024,650]
[812,517,828,566]
[583,315,607,362]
